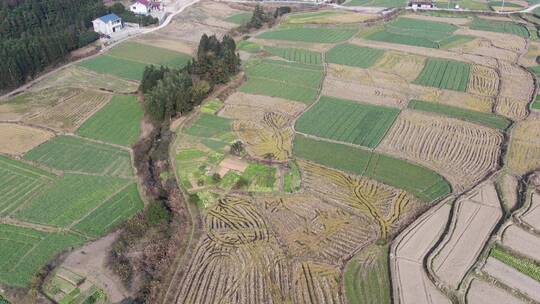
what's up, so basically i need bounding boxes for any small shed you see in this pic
[92,13,123,36]
[409,0,434,8]
[131,0,150,15]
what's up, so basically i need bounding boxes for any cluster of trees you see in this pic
[140,34,241,122]
[0,0,107,91]
[109,3,158,27]
[237,4,291,33]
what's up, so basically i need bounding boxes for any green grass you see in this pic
[344,0,407,7]
[77,95,143,147]
[176,148,207,161]
[283,161,301,193]
[242,164,277,192]
[184,113,232,139]
[414,58,471,92]
[491,246,540,283]
[296,96,400,148]
[293,134,451,202]
[345,245,391,304]
[74,183,144,237]
[470,18,529,37]
[489,1,524,7]
[365,30,439,48]
[224,12,253,24]
[237,40,262,53]
[106,42,191,67]
[434,0,490,10]
[24,135,133,178]
[264,46,322,65]
[283,11,345,24]
[529,66,540,79]
[532,95,540,110]
[258,27,358,43]
[15,174,129,227]
[79,55,148,81]
[239,78,319,103]
[0,224,85,287]
[200,99,223,114]
[0,155,57,216]
[326,44,384,68]
[408,100,511,130]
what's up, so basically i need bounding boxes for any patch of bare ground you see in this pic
[391,202,452,304]
[483,257,540,302]
[467,65,499,97]
[0,123,55,155]
[451,38,518,64]
[466,278,526,304]
[322,77,407,108]
[495,61,534,121]
[429,183,502,289]
[507,114,540,175]
[519,41,540,67]
[403,14,472,25]
[414,85,495,113]
[134,34,196,55]
[520,192,540,231]
[454,28,527,53]
[350,38,498,68]
[498,173,519,211]
[62,232,133,302]
[373,51,426,82]
[250,38,335,53]
[378,110,503,192]
[221,92,306,119]
[501,224,540,261]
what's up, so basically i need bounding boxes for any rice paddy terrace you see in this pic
[2,1,540,304]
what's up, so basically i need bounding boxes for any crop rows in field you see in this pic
[467,65,499,97]
[264,46,322,65]
[379,110,502,191]
[240,59,324,103]
[25,89,112,132]
[414,58,471,92]
[295,96,400,148]
[0,224,85,287]
[23,135,133,178]
[293,134,451,202]
[408,100,511,130]
[470,18,529,38]
[491,245,540,283]
[283,10,373,25]
[77,95,143,147]
[326,44,384,68]
[257,27,358,43]
[0,155,56,216]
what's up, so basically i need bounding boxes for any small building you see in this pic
[409,0,434,8]
[130,0,161,15]
[92,13,123,36]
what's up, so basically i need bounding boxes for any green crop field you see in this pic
[532,95,540,110]
[258,27,358,43]
[470,18,529,37]
[414,58,470,91]
[200,99,224,115]
[345,245,391,304]
[0,156,57,216]
[326,44,384,68]
[293,134,451,202]
[409,100,511,130]
[296,96,400,148]
[237,41,262,53]
[74,183,144,237]
[15,174,129,227]
[77,95,143,146]
[79,55,148,81]
[0,224,85,287]
[107,42,191,67]
[240,59,324,103]
[24,135,133,178]
[344,0,407,7]
[224,12,253,24]
[184,113,232,139]
[264,46,322,65]
[491,246,540,282]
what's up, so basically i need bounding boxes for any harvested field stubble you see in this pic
[372,51,426,82]
[467,65,499,97]
[496,62,534,121]
[466,278,526,304]
[483,257,540,302]
[502,224,540,262]
[0,123,55,155]
[521,193,540,231]
[507,115,540,175]
[379,110,502,191]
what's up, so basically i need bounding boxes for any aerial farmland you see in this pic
[2,0,540,303]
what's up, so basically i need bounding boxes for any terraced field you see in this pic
[258,27,359,43]
[413,58,471,91]
[470,17,529,37]
[326,44,384,68]
[264,46,322,65]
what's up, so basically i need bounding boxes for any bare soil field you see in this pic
[378,110,503,191]
[430,183,502,289]
[483,257,540,302]
[495,62,534,121]
[507,114,540,175]
[0,123,55,155]
[519,41,540,67]
[373,51,426,82]
[450,38,519,62]
[322,77,408,108]
[467,65,499,97]
[521,193,540,231]
[454,28,527,53]
[250,38,334,53]
[466,278,526,304]
[502,224,540,261]
[391,202,452,304]
[414,85,495,113]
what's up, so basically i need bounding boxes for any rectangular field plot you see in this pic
[344,0,407,7]
[106,42,191,67]
[0,155,57,216]
[224,12,252,24]
[257,27,358,43]
[409,100,511,130]
[23,135,133,178]
[184,113,233,139]
[0,224,85,287]
[295,96,399,148]
[79,55,148,81]
[326,44,384,68]
[74,183,143,237]
[14,174,129,227]
[293,134,451,202]
[264,46,322,65]
[414,58,471,92]
[240,59,324,103]
[470,18,529,38]
[77,95,143,147]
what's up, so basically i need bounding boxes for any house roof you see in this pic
[135,0,150,7]
[98,13,121,23]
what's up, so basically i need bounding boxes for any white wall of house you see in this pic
[92,18,123,36]
[130,2,150,15]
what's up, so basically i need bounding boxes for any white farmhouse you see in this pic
[130,0,151,15]
[92,13,123,36]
